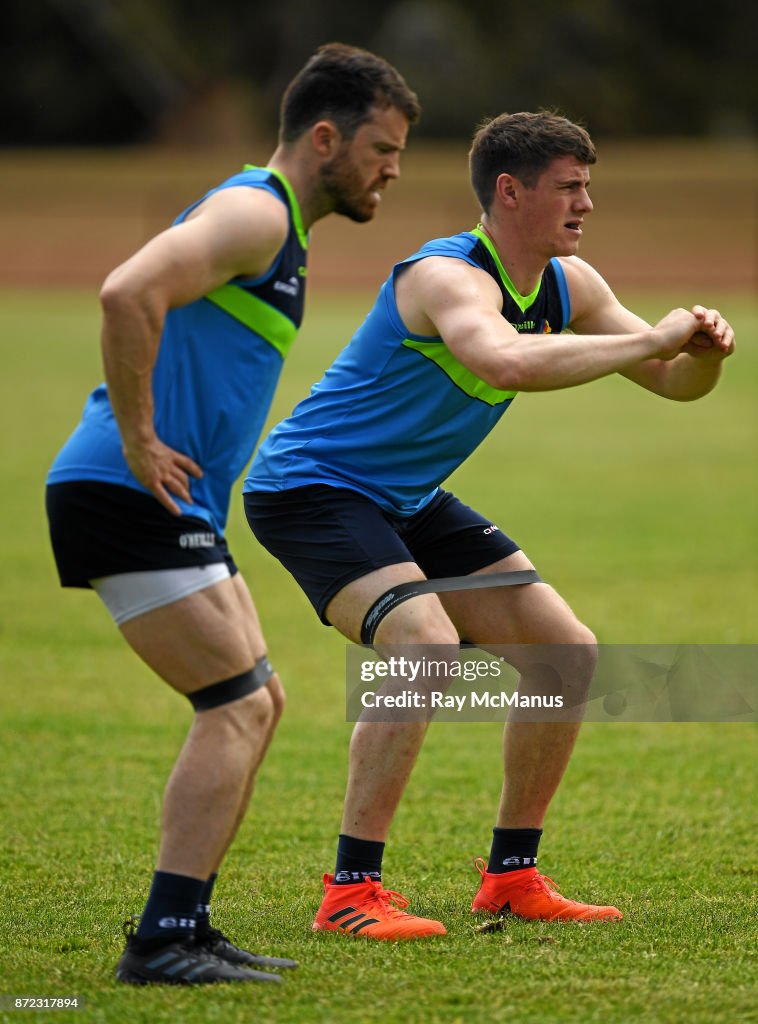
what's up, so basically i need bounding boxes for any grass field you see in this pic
[0,288,755,1024]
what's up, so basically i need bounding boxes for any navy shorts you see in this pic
[244,484,519,623]
[46,481,238,588]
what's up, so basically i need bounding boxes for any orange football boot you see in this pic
[313,874,447,940]
[471,858,622,922]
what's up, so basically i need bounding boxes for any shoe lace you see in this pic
[523,872,561,898]
[472,859,563,900]
[365,878,411,917]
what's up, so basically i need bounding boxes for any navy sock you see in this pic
[487,827,543,874]
[194,873,217,939]
[334,833,384,884]
[135,870,205,942]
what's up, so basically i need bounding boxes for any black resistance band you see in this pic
[360,570,542,645]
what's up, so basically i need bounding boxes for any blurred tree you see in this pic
[371,0,491,136]
[4,0,199,144]
[2,0,754,145]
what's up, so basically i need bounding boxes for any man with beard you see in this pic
[45,43,419,984]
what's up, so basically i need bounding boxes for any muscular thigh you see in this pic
[119,572,265,693]
[325,562,458,646]
[440,551,592,649]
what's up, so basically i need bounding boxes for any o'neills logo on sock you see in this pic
[158,916,196,930]
[335,870,381,883]
[502,856,537,867]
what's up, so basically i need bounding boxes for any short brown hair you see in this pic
[280,43,421,143]
[469,111,596,212]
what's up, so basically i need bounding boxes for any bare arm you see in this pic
[100,185,289,514]
[394,257,704,393]
[563,257,735,401]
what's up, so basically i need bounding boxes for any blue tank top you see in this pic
[244,228,570,516]
[47,167,308,534]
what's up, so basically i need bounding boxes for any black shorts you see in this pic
[244,484,520,623]
[46,481,238,588]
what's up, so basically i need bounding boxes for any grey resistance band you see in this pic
[360,570,542,645]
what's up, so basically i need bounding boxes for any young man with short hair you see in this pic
[244,110,734,939]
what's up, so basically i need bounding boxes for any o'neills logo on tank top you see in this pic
[513,319,553,333]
